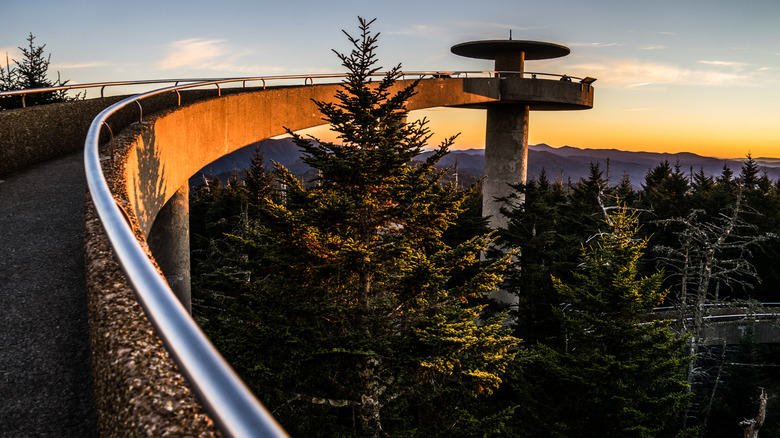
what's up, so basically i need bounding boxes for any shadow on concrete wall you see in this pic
[133,125,167,235]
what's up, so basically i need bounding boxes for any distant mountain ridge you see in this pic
[191,138,780,190]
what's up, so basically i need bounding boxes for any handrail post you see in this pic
[101,121,115,167]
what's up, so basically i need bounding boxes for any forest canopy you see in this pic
[189,18,780,438]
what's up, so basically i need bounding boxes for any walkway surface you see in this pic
[0,152,99,437]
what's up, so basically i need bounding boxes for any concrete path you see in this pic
[0,152,99,437]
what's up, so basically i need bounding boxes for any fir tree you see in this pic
[214,18,518,437]
[1,33,81,109]
[243,145,277,218]
[691,168,715,195]
[547,207,691,437]
[739,154,761,192]
[498,176,573,346]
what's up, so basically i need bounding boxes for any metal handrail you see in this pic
[83,76,353,438]
[0,78,228,107]
[653,302,780,312]
[1,70,588,107]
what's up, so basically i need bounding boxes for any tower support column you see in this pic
[483,104,529,229]
[147,184,191,313]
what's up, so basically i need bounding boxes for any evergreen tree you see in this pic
[498,175,572,346]
[545,207,691,436]
[614,171,637,204]
[640,160,690,219]
[1,51,17,109]
[715,163,737,194]
[0,52,16,102]
[739,154,761,192]
[213,18,518,437]
[1,33,80,109]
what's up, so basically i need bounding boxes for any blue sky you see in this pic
[2,0,779,158]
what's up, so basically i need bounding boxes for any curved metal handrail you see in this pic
[83,75,357,438]
[653,302,780,312]
[0,78,227,107]
[1,70,590,107]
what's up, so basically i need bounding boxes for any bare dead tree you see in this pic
[739,389,767,438]
[652,189,775,429]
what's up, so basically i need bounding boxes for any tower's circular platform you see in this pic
[451,40,570,60]
[453,77,594,111]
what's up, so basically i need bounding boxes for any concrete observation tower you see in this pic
[451,39,595,228]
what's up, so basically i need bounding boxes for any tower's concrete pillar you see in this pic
[451,38,589,310]
[483,104,529,229]
[495,51,524,76]
[147,184,191,313]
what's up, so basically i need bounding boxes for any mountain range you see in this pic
[191,138,780,190]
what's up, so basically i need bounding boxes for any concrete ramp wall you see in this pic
[121,78,498,236]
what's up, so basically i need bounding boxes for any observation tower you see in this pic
[451,39,595,228]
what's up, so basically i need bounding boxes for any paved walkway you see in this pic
[0,152,98,437]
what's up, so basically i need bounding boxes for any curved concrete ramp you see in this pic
[0,152,98,437]
[124,78,504,235]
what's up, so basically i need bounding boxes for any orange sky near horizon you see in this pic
[305,104,778,160]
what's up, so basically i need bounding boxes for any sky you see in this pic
[2,0,779,159]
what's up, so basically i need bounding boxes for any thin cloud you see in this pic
[698,60,749,68]
[641,45,665,50]
[455,21,549,32]
[568,57,751,88]
[159,38,229,70]
[447,21,549,40]
[388,24,443,37]
[52,61,109,69]
[568,42,620,48]
[157,38,284,74]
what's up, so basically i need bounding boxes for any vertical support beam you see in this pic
[147,184,191,313]
[482,104,529,229]
[495,50,525,77]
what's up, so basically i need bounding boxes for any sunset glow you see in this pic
[2,0,778,159]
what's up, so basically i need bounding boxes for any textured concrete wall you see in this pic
[122,78,499,236]
[500,77,595,109]
[0,88,256,178]
[84,195,219,437]
[0,98,122,177]
[459,77,594,110]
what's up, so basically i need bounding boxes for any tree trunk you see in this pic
[358,356,387,438]
[740,389,767,438]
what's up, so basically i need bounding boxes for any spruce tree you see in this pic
[547,207,691,437]
[0,52,16,107]
[216,17,518,437]
[1,33,79,109]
